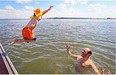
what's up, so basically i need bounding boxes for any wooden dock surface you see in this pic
[0,43,18,74]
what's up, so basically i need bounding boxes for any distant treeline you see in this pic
[47,17,116,19]
[0,17,116,20]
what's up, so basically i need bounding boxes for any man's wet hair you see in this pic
[88,51,92,56]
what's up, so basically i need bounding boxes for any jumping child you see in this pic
[10,6,53,45]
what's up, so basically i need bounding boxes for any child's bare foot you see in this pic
[9,38,18,45]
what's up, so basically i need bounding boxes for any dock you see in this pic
[0,43,18,74]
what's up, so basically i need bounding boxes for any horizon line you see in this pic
[0,17,116,20]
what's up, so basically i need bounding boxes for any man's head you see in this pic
[81,48,92,58]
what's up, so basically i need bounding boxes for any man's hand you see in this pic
[66,42,70,50]
[101,69,110,74]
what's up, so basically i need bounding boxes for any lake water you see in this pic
[0,19,115,74]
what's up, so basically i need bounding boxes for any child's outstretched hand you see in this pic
[49,6,53,10]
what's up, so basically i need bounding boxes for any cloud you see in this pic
[44,6,82,18]
[59,3,66,10]
[55,2,116,18]
[87,3,107,18]
[35,1,39,4]
[57,0,88,17]
[86,3,116,18]
[64,0,76,5]
[25,5,34,10]
[0,1,116,19]
[79,0,88,4]
[5,5,14,10]
[0,5,34,19]
[64,0,88,5]
[16,0,32,3]
[107,5,116,18]
[0,9,33,19]
[88,3,107,9]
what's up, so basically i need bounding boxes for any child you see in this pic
[10,6,53,45]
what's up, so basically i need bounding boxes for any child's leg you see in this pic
[10,38,35,45]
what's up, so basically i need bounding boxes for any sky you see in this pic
[0,0,116,19]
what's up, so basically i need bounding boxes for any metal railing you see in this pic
[0,43,18,74]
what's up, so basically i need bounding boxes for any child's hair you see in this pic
[33,13,36,17]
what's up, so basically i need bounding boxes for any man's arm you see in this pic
[91,60,111,74]
[66,43,79,58]
[42,6,53,16]
[91,62,100,74]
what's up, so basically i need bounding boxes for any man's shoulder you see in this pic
[76,55,83,59]
[88,59,95,66]
[78,55,82,57]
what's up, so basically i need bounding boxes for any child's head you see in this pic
[34,8,42,17]
[30,8,42,19]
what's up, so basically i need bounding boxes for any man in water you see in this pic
[66,42,110,74]
[10,6,53,45]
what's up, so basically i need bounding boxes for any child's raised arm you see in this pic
[42,6,53,16]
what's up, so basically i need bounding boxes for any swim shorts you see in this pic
[22,27,36,40]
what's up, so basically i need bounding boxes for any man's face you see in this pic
[81,48,92,57]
